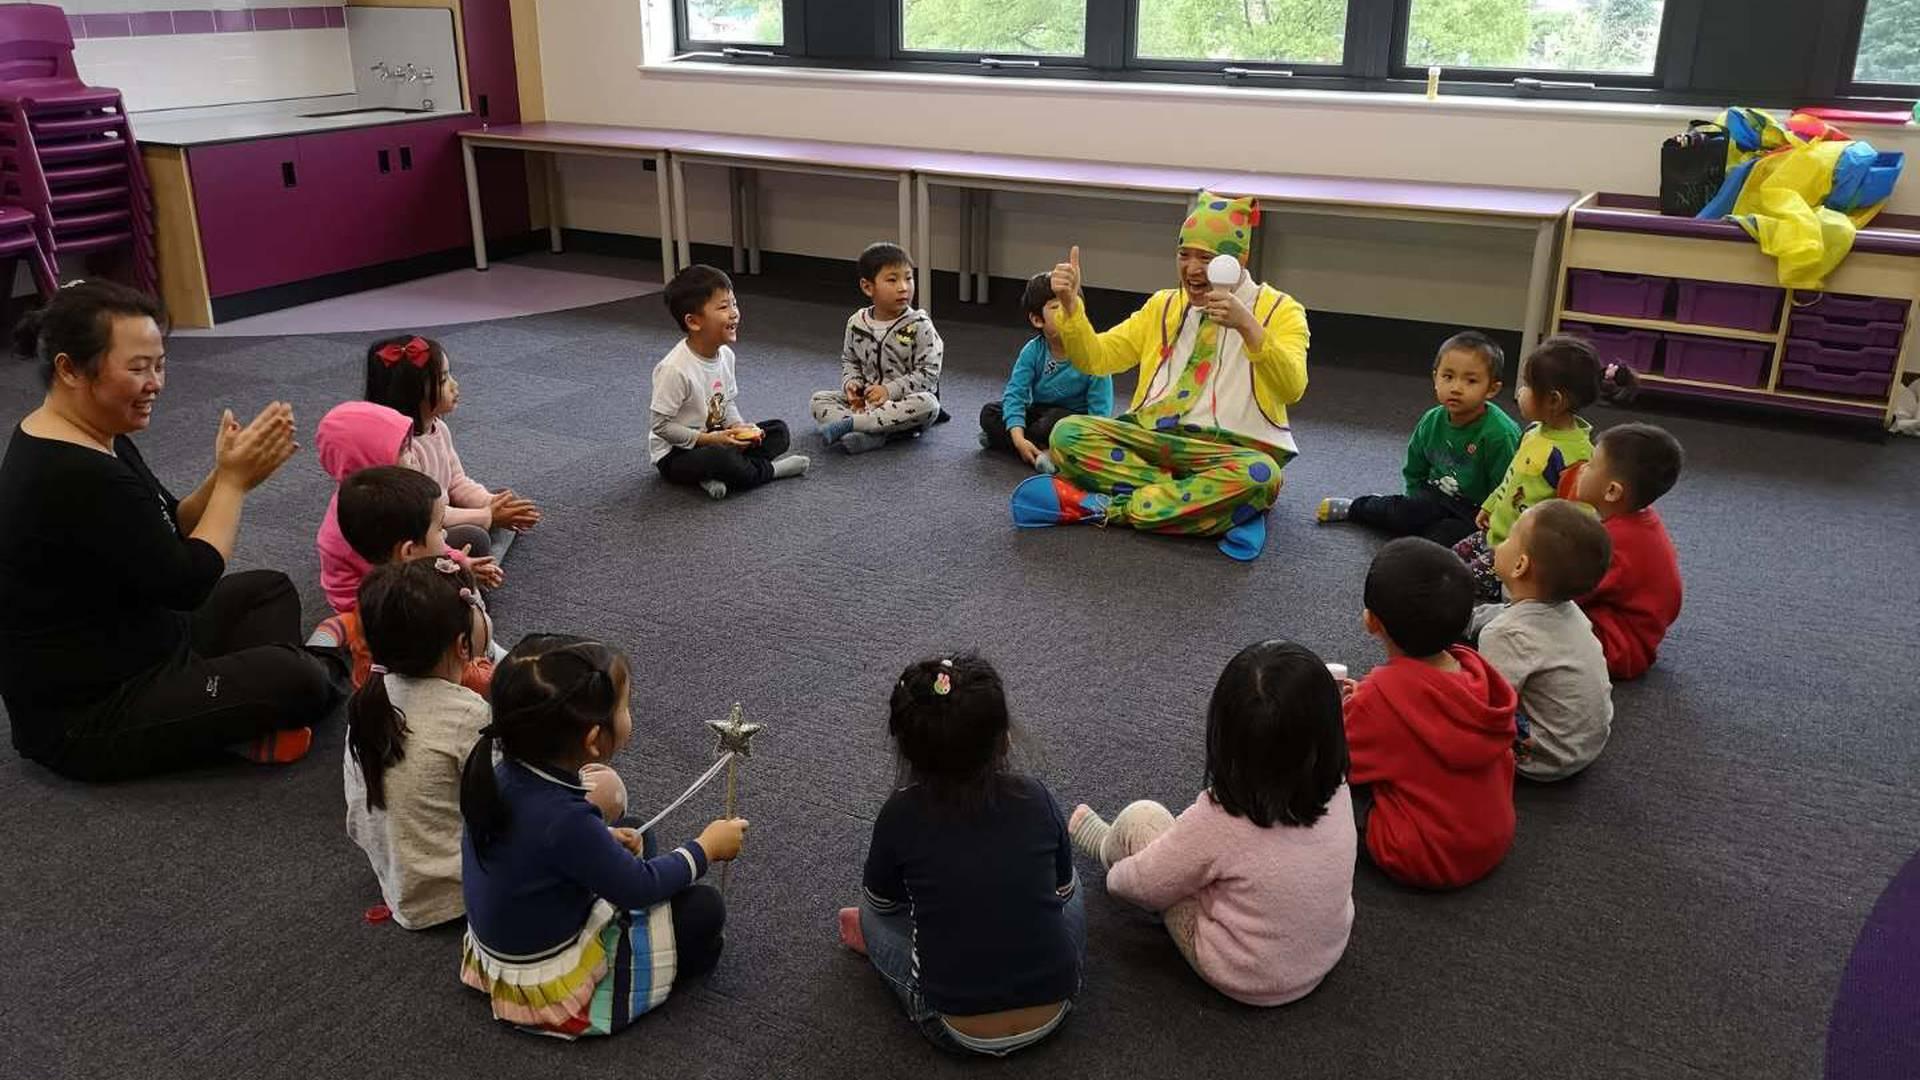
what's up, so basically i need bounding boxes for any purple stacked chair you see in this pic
[0,4,154,295]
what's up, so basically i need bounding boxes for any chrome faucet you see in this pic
[369,60,395,79]
[399,63,436,84]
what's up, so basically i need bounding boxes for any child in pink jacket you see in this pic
[315,402,500,614]
[1070,640,1356,1006]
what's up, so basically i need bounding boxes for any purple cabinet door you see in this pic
[294,125,404,275]
[460,0,531,239]
[190,137,312,296]
[460,0,520,125]
[388,117,471,257]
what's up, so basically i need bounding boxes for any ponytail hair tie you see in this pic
[368,663,389,676]
[933,671,952,696]
[376,336,432,369]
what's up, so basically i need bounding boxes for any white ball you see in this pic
[1206,253,1242,288]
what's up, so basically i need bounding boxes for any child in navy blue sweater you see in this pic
[979,273,1115,474]
[457,635,747,1039]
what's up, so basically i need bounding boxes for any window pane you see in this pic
[1135,0,1345,65]
[1854,0,1920,84]
[1405,0,1666,75]
[684,0,782,45]
[900,0,1087,56]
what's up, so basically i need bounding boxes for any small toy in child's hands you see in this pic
[1325,663,1348,681]
[732,425,764,443]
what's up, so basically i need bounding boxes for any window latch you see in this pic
[721,47,780,60]
[1513,77,1597,91]
[978,57,1042,69]
[1223,67,1295,80]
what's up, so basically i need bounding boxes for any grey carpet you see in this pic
[3,273,1917,1080]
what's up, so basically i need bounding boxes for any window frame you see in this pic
[1831,0,1920,98]
[674,0,808,58]
[665,1,1913,110]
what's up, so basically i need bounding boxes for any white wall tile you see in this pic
[77,29,354,111]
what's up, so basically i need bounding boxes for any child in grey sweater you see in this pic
[810,242,944,455]
[1468,499,1615,781]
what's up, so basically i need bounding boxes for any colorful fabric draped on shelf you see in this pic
[1694,107,1905,289]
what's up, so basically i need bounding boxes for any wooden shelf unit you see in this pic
[1549,192,1920,426]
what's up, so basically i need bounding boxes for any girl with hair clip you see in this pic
[1453,335,1640,600]
[1070,640,1357,1006]
[838,654,1085,1058]
[364,333,539,561]
[457,635,744,1039]
[344,556,498,930]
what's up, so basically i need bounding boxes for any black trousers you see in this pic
[657,419,791,493]
[1350,488,1481,547]
[979,401,1075,455]
[671,882,727,980]
[42,570,343,781]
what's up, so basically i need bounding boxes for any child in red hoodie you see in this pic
[1341,537,1519,890]
[1568,423,1683,681]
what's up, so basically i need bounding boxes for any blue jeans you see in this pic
[859,887,1086,1056]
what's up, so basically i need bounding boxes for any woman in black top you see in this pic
[0,281,341,780]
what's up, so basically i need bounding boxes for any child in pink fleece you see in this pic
[363,334,539,562]
[314,402,501,613]
[1069,641,1356,1007]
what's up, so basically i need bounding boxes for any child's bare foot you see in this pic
[837,906,867,955]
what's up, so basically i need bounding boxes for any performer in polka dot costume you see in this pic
[1010,192,1310,560]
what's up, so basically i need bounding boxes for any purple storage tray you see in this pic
[1675,280,1783,332]
[1784,338,1898,374]
[1787,312,1905,349]
[1798,292,1909,324]
[1663,335,1771,387]
[1567,270,1670,319]
[1559,320,1661,373]
[1779,362,1893,399]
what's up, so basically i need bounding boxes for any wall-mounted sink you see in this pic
[298,106,431,119]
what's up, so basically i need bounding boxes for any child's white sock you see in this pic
[701,480,728,500]
[772,454,810,479]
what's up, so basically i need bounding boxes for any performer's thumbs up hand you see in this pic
[1051,246,1081,315]
[699,817,751,862]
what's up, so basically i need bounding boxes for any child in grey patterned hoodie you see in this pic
[810,242,944,454]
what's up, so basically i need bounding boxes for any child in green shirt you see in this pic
[1452,335,1639,600]
[1318,331,1521,546]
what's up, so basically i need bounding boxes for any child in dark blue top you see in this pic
[979,272,1115,474]
[457,634,747,1039]
[837,654,1084,1057]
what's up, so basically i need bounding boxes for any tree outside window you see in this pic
[1405,0,1665,75]
[900,0,1088,55]
[686,0,783,45]
[1853,0,1920,85]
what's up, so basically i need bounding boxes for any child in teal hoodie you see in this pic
[979,273,1115,474]
[1317,331,1520,546]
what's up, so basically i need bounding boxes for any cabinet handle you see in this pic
[399,146,413,171]
[281,161,297,188]
[478,93,489,119]
[378,149,391,174]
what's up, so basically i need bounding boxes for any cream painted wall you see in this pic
[531,0,1920,329]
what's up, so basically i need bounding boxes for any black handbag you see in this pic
[1660,120,1728,217]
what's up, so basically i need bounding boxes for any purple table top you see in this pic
[460,123,1577,220]
[457,122,692,152]
[1218,171,1577,220]
[913,148,1219,195]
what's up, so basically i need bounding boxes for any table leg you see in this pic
[974,188,990,303]
[671,155,692,272]
[1522,218,1558,357]
[958,188,973,304]
[654,151,675,277]
[545,152,564,254]
[746,170,761,275]
[463,140,488,271]
[729,168,746,274]
[915,174,932,315]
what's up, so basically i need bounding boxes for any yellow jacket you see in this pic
[1058,281,1309,455]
